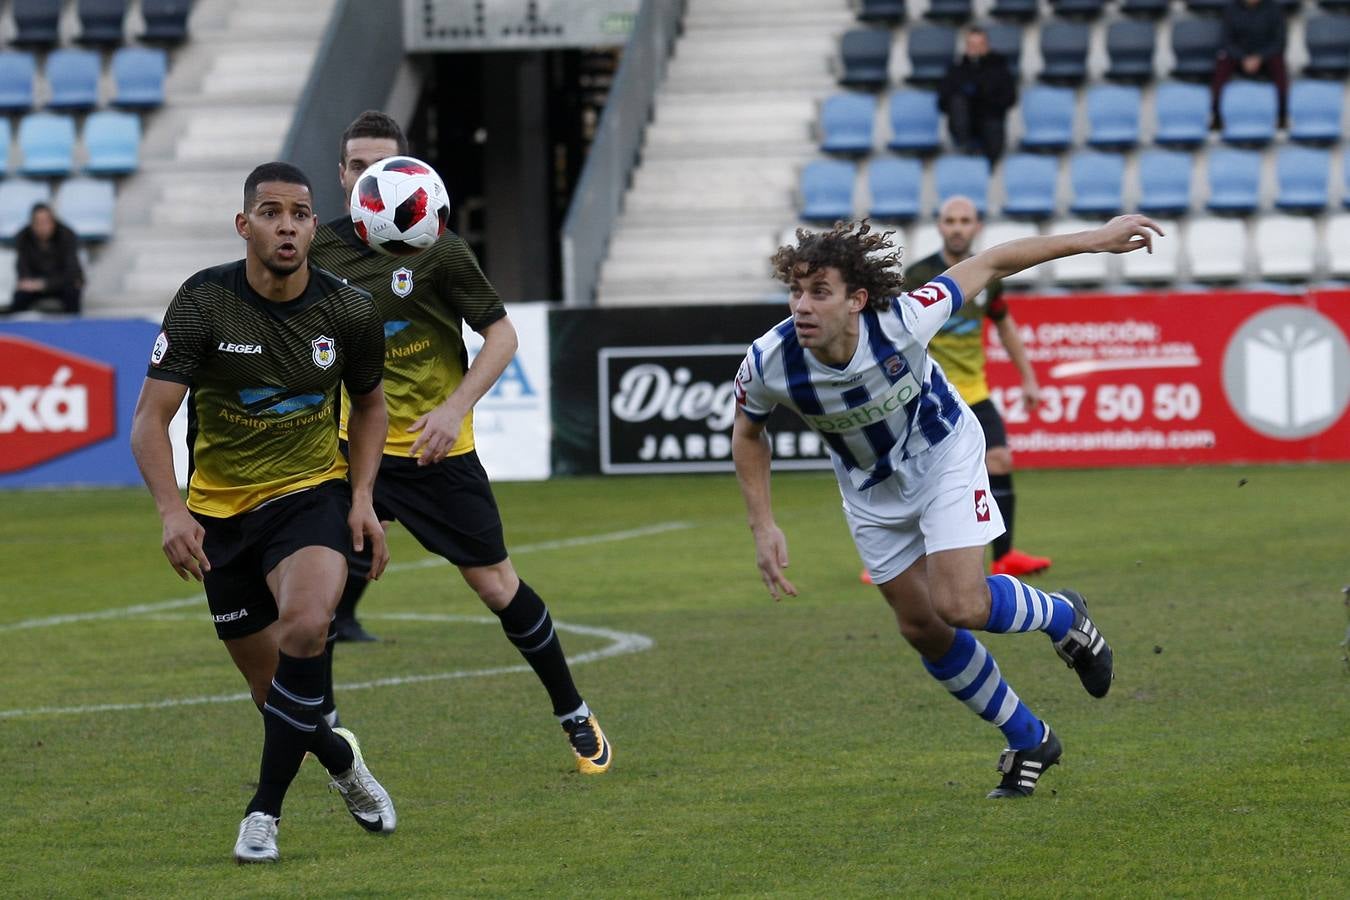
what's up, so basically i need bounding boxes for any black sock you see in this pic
[494,581,582,717]
[246,651,326,818]
[990,472,1015,560]
[336,575,367,622]
[311,718,355,775]
[320,622,337,718]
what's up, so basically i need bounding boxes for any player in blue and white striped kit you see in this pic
[732,216,1160,797]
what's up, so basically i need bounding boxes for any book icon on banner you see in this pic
[1244,325,1335,429]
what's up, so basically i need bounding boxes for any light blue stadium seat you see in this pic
[1220,81,1278,146]
[83,110,142,175]
[0,178,52,241]
[111,47,167,109]
[18,112,76,177]
[56,176,116,241]
[1085,84,1141,149]
[886,88,940,153]
[934,154,990,215]
[1019,85,1076,151]
[907,24,957,84]
[1039,22,1090,83]
[1001,154,1058,218]
[1274,146,1331,212]
[1137,149,1193,217]
[839,28,892,89]
[1154,81,1210,147]
[0,51,38,114]
[1206,148,1262,214]
[800,159,857,223]
[0,119,10,177]
[1069,151,1125,216]
[820,92,877,155]
[1289,80,1344,144]
[868,157,922,221]
[46,49,102,111]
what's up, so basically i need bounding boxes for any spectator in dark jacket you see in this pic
[1211,0,1289,129]
[8,203,83,315]
[938,28,1017,164]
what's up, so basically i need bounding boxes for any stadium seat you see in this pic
[1001,153,1059,219]
[1324,214,1350,276]
[1085,84,1142,149]
[1119,0,1169,17]
[1137,150,1194,217]
[1344,146,1350,208]
[1051,218,1114,283]
[1184,0,1229,13]
[839,29,893,89]
[0,119,11,177]
[1205,149,1262,215]
[990,0,1038,22]
[1321,0,1350,11]
[886,89,941,153]
[83,110,141,175]
[820,92,877,155]
[1288,80,1344,144]
[18,112,77,177]
[1187,217,1248,280]
[140,0,194,43]
[800,159,857,223]
[11,0,62,48]
[1171,18,1224,80]
[1039,22,1090,83]
[1051,0,1107,18]
[45,49,102,112]
[1105,20,1157,82]
[1254,215,1318,280]
[984,23,1023,78]
[1219,81,1278,146]
[1304,15,1350,78]
[77,0,129,45]
[55,177,116,242]
[111,48,168,109]
[1153,81,1211,147]
[926,0,972,22]
[1274,146,1331,213]
[1019,85,1076,152]
[1069,152,1125,216]
[857,0,907,22]
[0,52,37,114]
[934,154,990,215]
[867,157,922,221]
[907,25,958,85]
[977,221,1043,284]
[1121,218,1182,282]
[0,178,52,241]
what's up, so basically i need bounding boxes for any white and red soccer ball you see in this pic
[349,155,450,256]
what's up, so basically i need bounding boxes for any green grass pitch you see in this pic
[2,465,1346,896]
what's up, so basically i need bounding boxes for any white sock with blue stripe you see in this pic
[984,574,1074,642]
[922,629,1045,751]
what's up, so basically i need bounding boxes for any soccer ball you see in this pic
[349,155,450,256]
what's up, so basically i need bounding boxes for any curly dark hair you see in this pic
[770,220,905,312]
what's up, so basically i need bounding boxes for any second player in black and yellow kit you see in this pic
[131,163,396,864]
[307,110,611,775]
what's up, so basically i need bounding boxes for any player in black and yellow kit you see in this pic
[130,163,397,864]
[308,111,611,775]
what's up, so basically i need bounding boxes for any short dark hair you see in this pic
[29,202,53,219]
[771,220,906,312]
[340,110,409,163]
[243,162,312,211]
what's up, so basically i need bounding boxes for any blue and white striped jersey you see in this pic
[735,275,970,491]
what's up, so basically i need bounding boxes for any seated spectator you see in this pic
[938,28,1017,163]
[8,203,83,315]
[1212,0,1289,130]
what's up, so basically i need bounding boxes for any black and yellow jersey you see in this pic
[905,251,1007,405]
[147,260,384,517]
[310,218,507,459]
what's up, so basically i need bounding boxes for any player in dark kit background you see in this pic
[130,162,397,864]
[308,110,612,775]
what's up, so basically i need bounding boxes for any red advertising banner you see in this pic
[0,333,116,474]
[984,290,1350,468]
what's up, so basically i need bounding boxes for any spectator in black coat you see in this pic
[1211,0,1289,130]
[8,203,83,315]
[938,28,1017,164]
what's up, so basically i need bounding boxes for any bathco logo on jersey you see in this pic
[0,335,116,474]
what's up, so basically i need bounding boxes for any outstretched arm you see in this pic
[732,409,797,601]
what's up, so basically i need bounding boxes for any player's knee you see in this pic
[985,446,1013,474]
[462,562,519,610]
[277,606,331,654]
[931,587,988,629]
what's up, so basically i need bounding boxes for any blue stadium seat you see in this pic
[1171,18,1224,80]
[800,159,857,223]
[83,110,142,175]
[1289,79,1344,144]
[1304,15,1350,78]
[1069,152,1125,216]
[1206,148,1262,214]
[1039,22,1090,83]
[990,0,1038,21]
[55,177,117,242]
[1345,147,1350,208]
[1120,0,1169,17]
[141,0,194,43]
[0,52,37,114]
[820,92,877,155]
[926,0,972,22]
[1137,149,1193,216]
[1085,84,1141,149]
[984,23,1023,79]
[11,0,62,48]
[1274,146,1331,212]
[1051,0,1107,18]
[0,178,52,241]
[839,29,893,89]
[907,24,958,85]
[111,48,168,109]
[46,49,102,111]
[1220,81,1278,146]
[1001,154,1059,218]
[0,119,11,177]
[1019,85,1076,152]
[78,0,129,45]
[1105,20,1157,82]
[868,157,922,221]
[18,112,77,177]
[886,89,941,153]
[857,0,907,22]
[1184,0,1228,13]
[934,154,990,214]
[1153,81,1210,147]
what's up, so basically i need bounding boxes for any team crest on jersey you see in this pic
[883,355,903,378]
[150,330,169,366]
[311,335,337,369]
[391,267,414,297]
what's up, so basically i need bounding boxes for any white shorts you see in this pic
[841,417,1006,584]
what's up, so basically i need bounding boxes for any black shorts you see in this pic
[194,480,354,641]
[969,398,1008,451]
[344,446,507,576]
